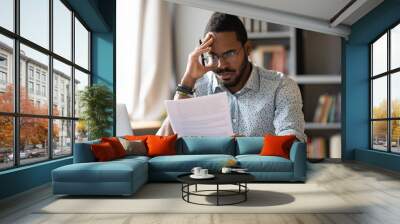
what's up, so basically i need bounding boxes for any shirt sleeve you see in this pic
[273,77,307,142]
[193,73,211,97]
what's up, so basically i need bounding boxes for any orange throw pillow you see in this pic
[91,142,117,161]
[146,134,177,157]
[101,137,127,158]
[260,134,297,159]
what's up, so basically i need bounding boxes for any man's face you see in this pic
[208,32,249,87]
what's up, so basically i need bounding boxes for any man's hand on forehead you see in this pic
[202,32,216,42]
[199,34,214,50]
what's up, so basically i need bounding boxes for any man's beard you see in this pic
[214,57,249,87]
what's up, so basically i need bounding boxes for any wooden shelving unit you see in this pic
[291,75,341,84]
[246,20,342,161]
[297,30,342,161]
[305,122,341,130]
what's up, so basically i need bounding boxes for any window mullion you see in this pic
[48,0,54,160]
[370,45,373,149]
[388,30,391,152]
[71,10,76,154]
[13,0,21,167]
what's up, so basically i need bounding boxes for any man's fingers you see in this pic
[193,47,211,57]
[201,32,213,43]
[199,36,214,49]
[199,32,215,49]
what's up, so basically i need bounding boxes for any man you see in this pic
[157,13,306,142]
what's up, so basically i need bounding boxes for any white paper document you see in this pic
[165,92,234,137]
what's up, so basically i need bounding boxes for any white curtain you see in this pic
[117,0,174,123]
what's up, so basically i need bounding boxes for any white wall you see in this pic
[172,4,213,81]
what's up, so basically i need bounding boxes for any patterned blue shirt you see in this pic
[194,65,306,142]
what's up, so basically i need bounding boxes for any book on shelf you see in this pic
[329,134,341,159]
[240,17,253,33]
[250,45,288,74]
[261,21,268,32]
[307,135,341,159]
[307,137,326,159]
[313,93,341,123]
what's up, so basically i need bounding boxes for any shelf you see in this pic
[305,122,341,130]
[291,75,341,84]
[248,31,292,39]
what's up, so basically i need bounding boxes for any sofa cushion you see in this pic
[148,154,235,172]
[235,137,264,155]
[91,142,118,161]
[115,155,150,163]
[101,137,127,158]
[118,138,147,156]
[52,158,147,183]
[147,134,177,157]
[260,134,296,159]
[236,155,293,172]
[177,137,235,155]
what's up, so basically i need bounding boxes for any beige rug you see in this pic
[37,183,362,214]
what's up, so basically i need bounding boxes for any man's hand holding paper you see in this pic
[165,92,234,137]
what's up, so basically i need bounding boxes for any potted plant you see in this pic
[79,84,113,140]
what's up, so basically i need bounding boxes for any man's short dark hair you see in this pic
[204,12,248,45]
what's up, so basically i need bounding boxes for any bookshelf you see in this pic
[243,18,342,161]
[296,30,342,161]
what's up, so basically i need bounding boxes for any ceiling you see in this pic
[225,0,353,23]
[165,0,384,38]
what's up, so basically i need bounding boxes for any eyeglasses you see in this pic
[203,48,242,67]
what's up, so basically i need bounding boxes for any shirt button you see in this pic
[233,119,236,123]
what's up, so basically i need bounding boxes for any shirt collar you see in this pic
[211,63,260,93]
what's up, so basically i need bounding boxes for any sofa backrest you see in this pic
[235,137,264,155]
[74,136,267,162]
[73,139,100,163]
[176,136,235,155]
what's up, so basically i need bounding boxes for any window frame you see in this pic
[370,20,400,154]
[0,0,92,171]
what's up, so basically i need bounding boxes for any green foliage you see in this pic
[79,84,113,140]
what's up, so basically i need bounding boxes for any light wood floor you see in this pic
[1,161,400,224]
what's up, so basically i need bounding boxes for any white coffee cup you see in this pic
[200,169,208,176]
[191,167,202,176]
[221,167,232,174]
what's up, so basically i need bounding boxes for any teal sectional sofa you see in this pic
[52,136,306,196]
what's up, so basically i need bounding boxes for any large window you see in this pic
[0,0,91,171]
[371,22,400,153]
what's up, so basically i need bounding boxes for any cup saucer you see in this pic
[190,174,215,179]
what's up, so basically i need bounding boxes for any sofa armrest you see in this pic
[73,141,98,163]
[289,141,307,181]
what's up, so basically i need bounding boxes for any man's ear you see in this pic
[244,41,252,56]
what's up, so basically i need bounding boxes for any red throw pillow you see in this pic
[260,134,297,159]
[101,137,127,158]
[91,142,117,161]
[146,134,177,157]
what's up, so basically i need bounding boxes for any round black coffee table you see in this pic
[177,173,255,206]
